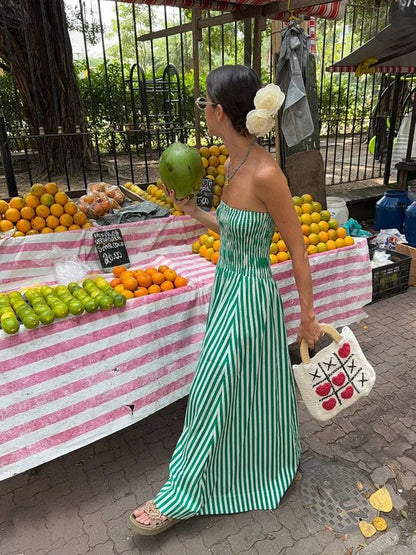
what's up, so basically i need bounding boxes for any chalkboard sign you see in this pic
[93,228,130,272]
[196,177,214,211]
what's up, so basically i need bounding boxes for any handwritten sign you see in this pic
[93,229,130,272]
[196,177,214,211]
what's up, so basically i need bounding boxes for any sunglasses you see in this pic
[195,97,217,110]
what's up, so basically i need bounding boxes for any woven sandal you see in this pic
[129,500,179,536]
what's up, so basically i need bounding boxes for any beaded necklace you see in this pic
[225,138,257,184]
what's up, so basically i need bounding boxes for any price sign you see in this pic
[93,229,130,272]
[196,177,214,211]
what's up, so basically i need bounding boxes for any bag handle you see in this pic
[300,323,344,364]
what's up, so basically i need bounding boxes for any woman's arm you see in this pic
[258,164,321,348]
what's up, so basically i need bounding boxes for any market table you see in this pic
[0,216,372,481]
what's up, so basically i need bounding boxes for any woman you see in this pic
[130,64,321,535]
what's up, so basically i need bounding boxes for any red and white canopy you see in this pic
[115,0,346,21]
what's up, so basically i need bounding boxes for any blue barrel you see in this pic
[374,190,412,232]
[404,201,416,247]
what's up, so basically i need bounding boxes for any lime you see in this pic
[1,316,20,334]
[98,295,113,310]
[88,289,102,299]
[72,289,89,301]
[40,286,55,297]
[37,308,55,325]
[68,299,84,316]
[83,298,98,313]
[22,314,40,329]
[82,279,95,289]
[13,300,28,311]
[16,306,33,320]
[0,298,11,308]
[67,282,80,293]
[52,302,69,318]
[113,294,127,308]
[46,295,61,307]
[32,303,50,315]
[29,295,44,306]
[24,288,41,301]
[94,277,109,290]
[0,307,15,318]
[55,285,70,296]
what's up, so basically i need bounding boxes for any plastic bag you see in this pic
[53,255,93,283]
[78,190,121,219]
[370,228,406,250]
[343,218,373,238]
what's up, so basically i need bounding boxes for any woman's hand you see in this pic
[297,317,322,350]
[161,184,198,217]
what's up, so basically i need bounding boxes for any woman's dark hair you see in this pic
[206,65,261,136]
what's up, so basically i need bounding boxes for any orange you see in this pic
[174,276,188,288]
[310,222,320,234]
[306,244,318,255]
[199,233,209,245]
[211,251,220,264]
[318,220,329,232]
[137,273,153,288]
[31,216,46,231]
[54,225,68,233]
[336,227,347,239]
[31,183,45,197]
[344,236,354,246]
[318,231,328,243]
[311,212,321,223]
[299,213,312,226]
[64,202,78,215]
[199,146,210,158]
[16,219,31,233]
[20,206,35,220]
[157,265,170,273]
[26,229,39,235]
[9,197,24,210]
[68,224,81,230]
[5,208,20,222]
[317,242,328,252]
[199,245,207,258]
[219,144,228,156]
[303,235,310,246]
[272,231,280,243]
[0,200,9,214]
[35,204,50,218]
[59,213,73,227]
[112,265,127,278]
[218,154,227,165]
[326,240,336,250]
[13,231,25,237]
[44,182,59,195]
[277,251,290,263]
[164,269,177,282]
[0,220,14,232]
[270,253,278,265]
[209,145,220,157]
[82,222,93,228]
[110,278,121,287]
[114,284,125,293]
[24,193,40,208]
[335,237,345,249]
[301,203,313,214]
[40,227,53,234]
[54,191,69,205]
[50,203,64,217]
[73,211,87,226]
[152,271,165,285]
[204,247,214,261]
[320,210,331,222]
[301,224,310,236]
[328,218,339,230]
[301,193,313,204]
[312,201,322,213]
[40,193,54,207]
[148,284,161,294]
[134,287,149,297]
[121,289,134,299]
[120,270,135,281]
[208,156,219,168]
[213,240,221,252]
[308,233,319,246]
[46,215,60,229]
[160,280,174,292]
[122,276,138,291]
[145,267,158,275]
[327,229,337,241]
[201,157,209,169]
[277,239,287,252]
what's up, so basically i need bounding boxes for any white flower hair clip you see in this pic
[246,83,285,137]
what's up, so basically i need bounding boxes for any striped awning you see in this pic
[330,20,416,74]
[115,0,347,21]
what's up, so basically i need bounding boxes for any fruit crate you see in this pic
[371,249,411,302]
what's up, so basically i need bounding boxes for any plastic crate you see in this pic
[372,249,411,302]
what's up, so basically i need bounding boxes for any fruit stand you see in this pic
[0,214,373,481]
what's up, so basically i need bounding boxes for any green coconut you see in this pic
[158,142,204,200]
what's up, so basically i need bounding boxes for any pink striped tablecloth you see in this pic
[0,216,372,480]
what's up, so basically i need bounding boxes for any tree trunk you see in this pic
[0,0,93,175]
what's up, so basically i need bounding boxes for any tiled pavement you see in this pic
[1,287,415,555]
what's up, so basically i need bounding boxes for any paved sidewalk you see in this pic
[1,288,415,555]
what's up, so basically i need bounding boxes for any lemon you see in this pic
[83,299,98,313]
[22,314,40,329]
[68,299,84,316]
[1,316,20,334]
[37,308,55,325]
[52,302,69,318]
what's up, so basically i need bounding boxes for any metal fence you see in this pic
[0,0,411,197]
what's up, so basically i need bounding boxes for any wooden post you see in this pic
[192,8,202,148]
[252,9,265,77]
[271,20,284,168]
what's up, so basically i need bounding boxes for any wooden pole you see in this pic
[192,8,202,148]
[271,20,284,168]
[252,9,265,77]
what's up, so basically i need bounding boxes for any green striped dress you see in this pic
[154,200,300,519]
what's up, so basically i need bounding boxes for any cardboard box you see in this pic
[395,243,416,285]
